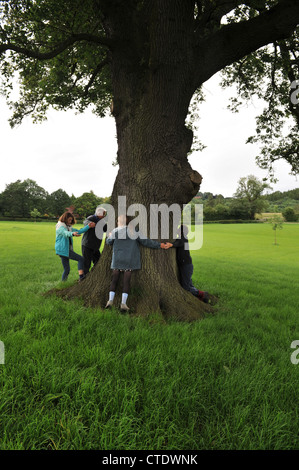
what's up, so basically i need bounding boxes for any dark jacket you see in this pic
[106,226,160,270]
[81,214,107,250]
[172,235,192,266]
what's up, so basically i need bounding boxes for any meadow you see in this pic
[0,221,298,450]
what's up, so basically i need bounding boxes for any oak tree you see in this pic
[1,0,299,320]
[233,174,271,219]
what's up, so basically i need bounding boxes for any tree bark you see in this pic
[59,67,211,320]
[56,1,212,320]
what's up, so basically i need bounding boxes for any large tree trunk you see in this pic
[60,111,211,320]
[60,99,212,320]
[56,1,213,320]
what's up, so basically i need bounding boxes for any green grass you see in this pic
[0,221,298,450]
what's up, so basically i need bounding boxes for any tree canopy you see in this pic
[221,5,299,178]
[0,1,299,178]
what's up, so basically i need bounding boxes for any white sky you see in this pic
[0,73,298,198]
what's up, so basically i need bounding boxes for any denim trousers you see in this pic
[179,263,199,296]
[60,250,85,281]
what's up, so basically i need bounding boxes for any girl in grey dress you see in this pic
[105,214,163,311]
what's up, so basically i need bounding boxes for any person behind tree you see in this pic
[105,214,166,312]
[81,206,107,275]
[55,211,95,282]
[165,225,209,303]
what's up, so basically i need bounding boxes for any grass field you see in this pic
[0,221,298,450]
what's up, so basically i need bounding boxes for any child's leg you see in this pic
[110,269,120,292]
[105,270,120,308]
[60,256,70,281]
[122,270,132,305]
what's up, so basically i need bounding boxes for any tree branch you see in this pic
[195,0,242,33]
[0,33,114,60]
[194,0,299,85]
[84,56,110,95]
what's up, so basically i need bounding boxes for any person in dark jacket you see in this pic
[105,214,165,312]
[81,206,107,275]
[165,225,209,303]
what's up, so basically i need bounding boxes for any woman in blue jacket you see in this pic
[55,212,95,281]
[105,214,165,312]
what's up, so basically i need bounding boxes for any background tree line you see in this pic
[191,175,299,222]
[1,175,298,223]
[0,179,110,220]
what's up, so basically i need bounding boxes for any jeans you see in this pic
[60,250,85,281]
[179,263,199,296]
[82,245,101,274]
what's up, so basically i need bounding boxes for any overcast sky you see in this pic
[0,73,298,198]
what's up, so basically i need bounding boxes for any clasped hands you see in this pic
[160,242,173,250]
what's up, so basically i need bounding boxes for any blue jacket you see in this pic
[55,221,90,257]
[106,226,161,270]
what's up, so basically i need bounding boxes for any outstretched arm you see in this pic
[72,221,95,234]
[137,236,161,249]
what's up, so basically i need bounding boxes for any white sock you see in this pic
[122,293,128,305]
[109,291,115,302]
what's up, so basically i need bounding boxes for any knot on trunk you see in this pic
[190,170,202,185]
[189,170,202,197]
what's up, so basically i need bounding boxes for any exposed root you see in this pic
[45,247,216,322]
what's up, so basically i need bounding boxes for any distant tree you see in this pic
[30,208,41,221]
[203,206,216,221]
[265,191,284,202]
[214,195,225,204]
[273,205,280,213]
[234,175,271,219]
[214,204,230,220]
[269,215,284,245]
[74,191,103,218]
[0,191,5,215]
[283,206,298,221]
[101,196,112,205]
[285,188,299,200]
[201,192,214,202]
[205,194,216,208]
[0,179,48,217]
[228,198,251,220]
[47,188,71,217]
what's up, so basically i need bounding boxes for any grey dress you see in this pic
[106,226,161,270]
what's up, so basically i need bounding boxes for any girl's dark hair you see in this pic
[59,212,76,225]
